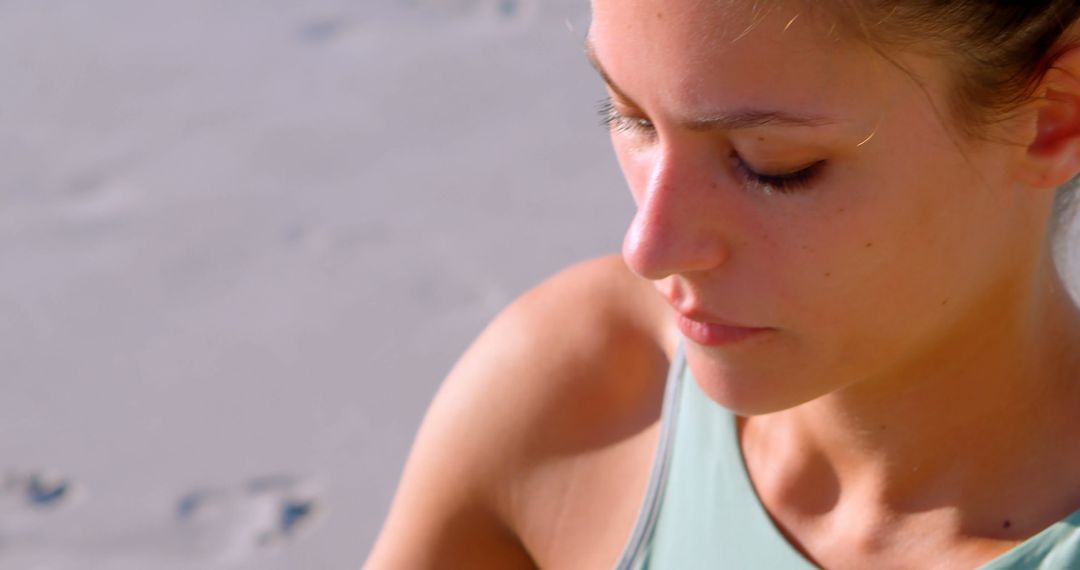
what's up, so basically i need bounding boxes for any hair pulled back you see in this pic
[822,0,1080,233]
[827,0,1080,137]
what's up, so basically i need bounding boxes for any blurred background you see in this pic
[0,0,631,567]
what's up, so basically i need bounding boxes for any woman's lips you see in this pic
[675,312,773,346]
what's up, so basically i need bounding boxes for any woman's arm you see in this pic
[364,256,672,569]
[363,287,548,568]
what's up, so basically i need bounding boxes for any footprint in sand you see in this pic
[173,474,323,563]
[0,469,81,512]
[479,0,537,23]
[299,19,346,43]
[0,472,320,567]
[0,469,82,547]
[59,168,139,241]
[406,0,537,24]
[494,0,528,19]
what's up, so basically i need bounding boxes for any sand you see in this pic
[0,1,630,567]
[7,2,1080,569]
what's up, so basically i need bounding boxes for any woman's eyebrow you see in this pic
[584,36,637,104]
[584,36,837,131]
[683,110,836,131]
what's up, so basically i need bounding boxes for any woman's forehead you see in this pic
[587,0,924,130]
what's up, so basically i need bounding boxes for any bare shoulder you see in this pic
[366,255,675,569]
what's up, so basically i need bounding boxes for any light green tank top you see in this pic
[615,345,1080,569]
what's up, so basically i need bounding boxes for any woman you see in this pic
[367,0,1080,567]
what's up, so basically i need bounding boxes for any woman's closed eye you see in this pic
[731,154,825,195]
[599,97,826,195]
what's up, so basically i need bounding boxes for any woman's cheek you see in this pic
[613,140,652,207]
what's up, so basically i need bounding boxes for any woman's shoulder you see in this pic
[366,255,676,569]
[472,254,675,454]
[487,256,677,566]
[490,253,676,391]
[443,254,674,437]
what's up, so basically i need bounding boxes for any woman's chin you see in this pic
[685,349,825,416]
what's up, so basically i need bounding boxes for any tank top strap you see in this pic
[614,343,813,569]
[642,355,815,569]
[614,342,687,570]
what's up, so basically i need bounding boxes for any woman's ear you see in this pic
[1019,46,1080,188]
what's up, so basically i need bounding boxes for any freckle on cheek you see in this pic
[865,242,873,248]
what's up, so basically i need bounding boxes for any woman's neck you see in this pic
[742,262,1080,540]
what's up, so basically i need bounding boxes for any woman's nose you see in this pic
[622,147,731,280]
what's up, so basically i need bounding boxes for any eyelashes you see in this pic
[731,155,825,195]
[598,98,656,138]
[597,97,825,195]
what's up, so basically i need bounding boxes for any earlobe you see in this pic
[1021,48,1080,188]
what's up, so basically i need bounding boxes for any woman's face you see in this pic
[590,0,1051,414]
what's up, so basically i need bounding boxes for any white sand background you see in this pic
[0,0,631,567]
[6,2,1080,569]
